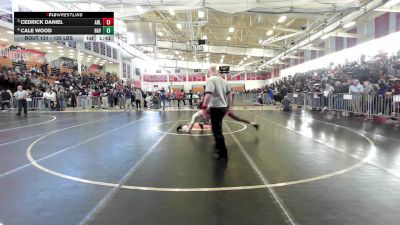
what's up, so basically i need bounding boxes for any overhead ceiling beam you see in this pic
[262,31,305,45]
[331,32,360,38]
[135,17,299,32]
[158,36,282,48]
[156,40,275,58]
[299,47,325,51]
[155,11,176,37]
[206,27,219,40]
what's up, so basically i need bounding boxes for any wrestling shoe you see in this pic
[176,124,183,132]
[250,122,259,130]
[182,127,191,134]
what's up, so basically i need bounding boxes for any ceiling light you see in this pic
[206,57,209,61]
[136,5,144,12]
[45,46,52,49]
[44,42,50,45]
[109,62,114,64]
[281,57,285,60]
[273,25,276,29]
[258,39,262,44]
[169,8,175,16]
[69,49,74,52]
[198,10,205,19]
[194,59,198,62]
[58,50,64,52]
[34,47,40,50]
[277,15,287,23]
[48,50,53,53]
[292,50,297,54]
[385,0,400,7]
[266,30,273,36]
[96,57,100,60]
[88,55,92,58]
[193,56,196,59]
[176,23,182,30]
[157,32,163,36]
[228,27,235,33]
[220,59,224,63]
[59,53,64,56]
[57,46,63,49]
[79,52,84,55]
[202,35,207,39]
[175,51,180,55]
[244,57,247,60]
[226,36,231,41]
[255,69,258,72]
[306,44,312,48]
[186,41,190,44]
[221,55,225,58]
[343,21,356,29]
[0,38,9,42]
[6,30,13,34]
[31,42,38,45]
[206,53,210,56]
[18,43,26,46]
[321,34,331,40]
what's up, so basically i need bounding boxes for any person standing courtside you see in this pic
[14,85,29,116]
[135,88,142,110]
[202,66,232,160]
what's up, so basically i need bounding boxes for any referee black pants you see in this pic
[210,107,228,158]
[17,99,27,115]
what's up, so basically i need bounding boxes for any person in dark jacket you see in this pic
[1,88,12,111]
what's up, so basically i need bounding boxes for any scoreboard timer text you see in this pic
[14,12,114,42]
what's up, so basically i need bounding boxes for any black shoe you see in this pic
[253,124,259,130]
[176,124,183,132]
[199,123,204,130]
[16,114,21,116]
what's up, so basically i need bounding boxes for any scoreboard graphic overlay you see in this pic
[14,12,114,42]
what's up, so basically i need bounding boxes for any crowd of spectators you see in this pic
[267,51,400,98]
[0,64,204,111]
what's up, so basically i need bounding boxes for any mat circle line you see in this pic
[26,118,376,192]
[0,115,57,132]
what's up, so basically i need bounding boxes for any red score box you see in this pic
[103,18,114,26]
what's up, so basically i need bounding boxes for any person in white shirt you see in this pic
[323,83,335,111]
[349,79,364,113]
[135,88,142,110]
[202,66,232,160]
[14,85,29,116]
[43,89,56,110]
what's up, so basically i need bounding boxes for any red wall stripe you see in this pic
[335,37,344,51]
[375,13,389,38]
[397,13,400,32]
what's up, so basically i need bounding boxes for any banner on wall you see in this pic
[143,74,168,82]
[0,46,47,63]
[0,0,12,23]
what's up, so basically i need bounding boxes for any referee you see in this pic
[14,85,29,116]
[203,66,232,160]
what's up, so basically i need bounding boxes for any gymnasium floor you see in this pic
[0,109,399,225]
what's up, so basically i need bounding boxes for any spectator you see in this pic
[1,88,12,111]
[14,85,28,116]
[159,87,167,111]
[135,88,142,110]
